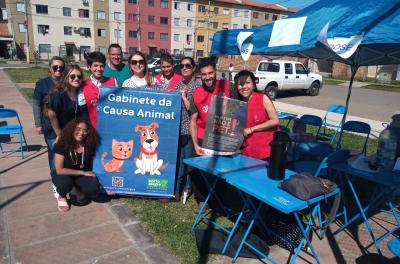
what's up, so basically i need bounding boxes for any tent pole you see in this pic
[338,65,358,147]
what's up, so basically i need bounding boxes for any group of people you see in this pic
[32,43,279,212]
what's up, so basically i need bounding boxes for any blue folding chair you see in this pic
[0,108,27,159]
[338,120,371,156]
[317,104,346,145]
[388,237,400,257]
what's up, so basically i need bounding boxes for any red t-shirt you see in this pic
[241,92,278,159]
[82,77,117,128]
[193,80,230,140]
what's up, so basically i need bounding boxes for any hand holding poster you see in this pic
[93,87,181,197]
[202,96,247,155]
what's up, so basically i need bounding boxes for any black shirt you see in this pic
[50,91,87,129]
[54,142,93,171]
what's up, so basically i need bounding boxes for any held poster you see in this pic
[93,87,181,197]
[202,96,248,155]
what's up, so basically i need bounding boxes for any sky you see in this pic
[254,0,319,9]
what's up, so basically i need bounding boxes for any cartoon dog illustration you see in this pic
[134,122,166,175]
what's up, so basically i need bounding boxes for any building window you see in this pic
[272,14,278,21]
[212,22,218,29]
[233,24,238,29]
[173,49,180,55]
[148,16,155,24]
[223,8,229,15]
[174,34,180,41]
[36,5,48,14]
[80,27,91,37]
[38,24,50,35]
[64,26,72,35]
[197,35,204,42]
[128,0,137,3]
[186,34,192,43]
[234,9,239,17]
[187,19,193,27]
[214,7,219,15]
[160,0,168,8]
[114,0,121,2]
[38,44,51,53]
[174,2,180,10]
[63,7,71,16]
[97,11,105,20]
[160,33,168,40]
[79,9,89,18]
[160,17,168,25]
[243,24,248,29]
[198,20,205,28]
[129,31,137,38]
[222,23,229,29]
[265,13,269,20]
[16,2,25,12]
[196,50,203,58]
[187,3,193,11]
[148,32,155,40]
[128,47,137,53]
[114,12,122,21]
[98,29,106,37]
[198,5,206,13]
[253,12,259,19]
[148,0,154,6]
[128,13,136,21]
[18,23,26,33]
[2,9,8,19]
[99,46,106,54]
[114,29,122,39]
[174,18,180,26]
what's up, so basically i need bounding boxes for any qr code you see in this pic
[112,177,124,187]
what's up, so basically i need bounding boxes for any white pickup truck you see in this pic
[255,60,323,100]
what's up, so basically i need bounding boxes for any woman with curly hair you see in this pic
[53,118,100,212]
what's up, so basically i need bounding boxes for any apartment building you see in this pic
[171,0,195,57]
[3,0,296,61]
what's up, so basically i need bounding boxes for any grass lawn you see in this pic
[4,67,90,84]
[5,67,49,83]
[363,84,400,93]
[324,79,346,85]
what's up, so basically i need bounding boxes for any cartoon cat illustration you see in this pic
[101,139,134,172]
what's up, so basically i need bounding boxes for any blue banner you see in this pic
[93,87,181,197]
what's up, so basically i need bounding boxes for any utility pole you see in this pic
[137,0,141,51]
[205,0,211,57]
[24,0,30,63]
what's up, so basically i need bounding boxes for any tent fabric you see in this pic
[210,0,400,66]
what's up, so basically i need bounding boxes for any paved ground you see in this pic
[1,69,399,264]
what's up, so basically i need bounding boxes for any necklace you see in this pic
[69,147,85,168]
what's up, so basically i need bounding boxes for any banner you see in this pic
[202,96,248,155]
[93,87,181,197]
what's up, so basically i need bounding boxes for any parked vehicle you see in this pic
[255,60,323,100]
[147,58,160,69]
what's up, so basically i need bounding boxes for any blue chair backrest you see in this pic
[315,149,350,176]
[342,121,371,134]
[0,108,18,119]
[298,114,323,127]
[326,104,346,115]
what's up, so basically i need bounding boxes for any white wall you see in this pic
[171,0,195,57]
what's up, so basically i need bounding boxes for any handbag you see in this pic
[279,172,337,201]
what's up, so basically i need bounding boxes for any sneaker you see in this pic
[52,184,60,199]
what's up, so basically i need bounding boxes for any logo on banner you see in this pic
[317,22,364,59]
[237,31,254,61]
[202,105,208,113]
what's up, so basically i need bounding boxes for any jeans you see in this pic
[44,136,56,181]
[52,174,100,198]
[175,135,194,194]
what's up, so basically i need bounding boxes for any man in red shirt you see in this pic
[189,58,231,156]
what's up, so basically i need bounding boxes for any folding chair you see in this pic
[0,108,28,159]
[338,120,371,156]
[388,237,400,257]
[317,104,346,145]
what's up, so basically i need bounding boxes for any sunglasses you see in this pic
[130,59,145,65]
[51,65,64,72]
[180,63,193,70]
[69,74,83,80]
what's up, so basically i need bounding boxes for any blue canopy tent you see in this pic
[210,0,400,140]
